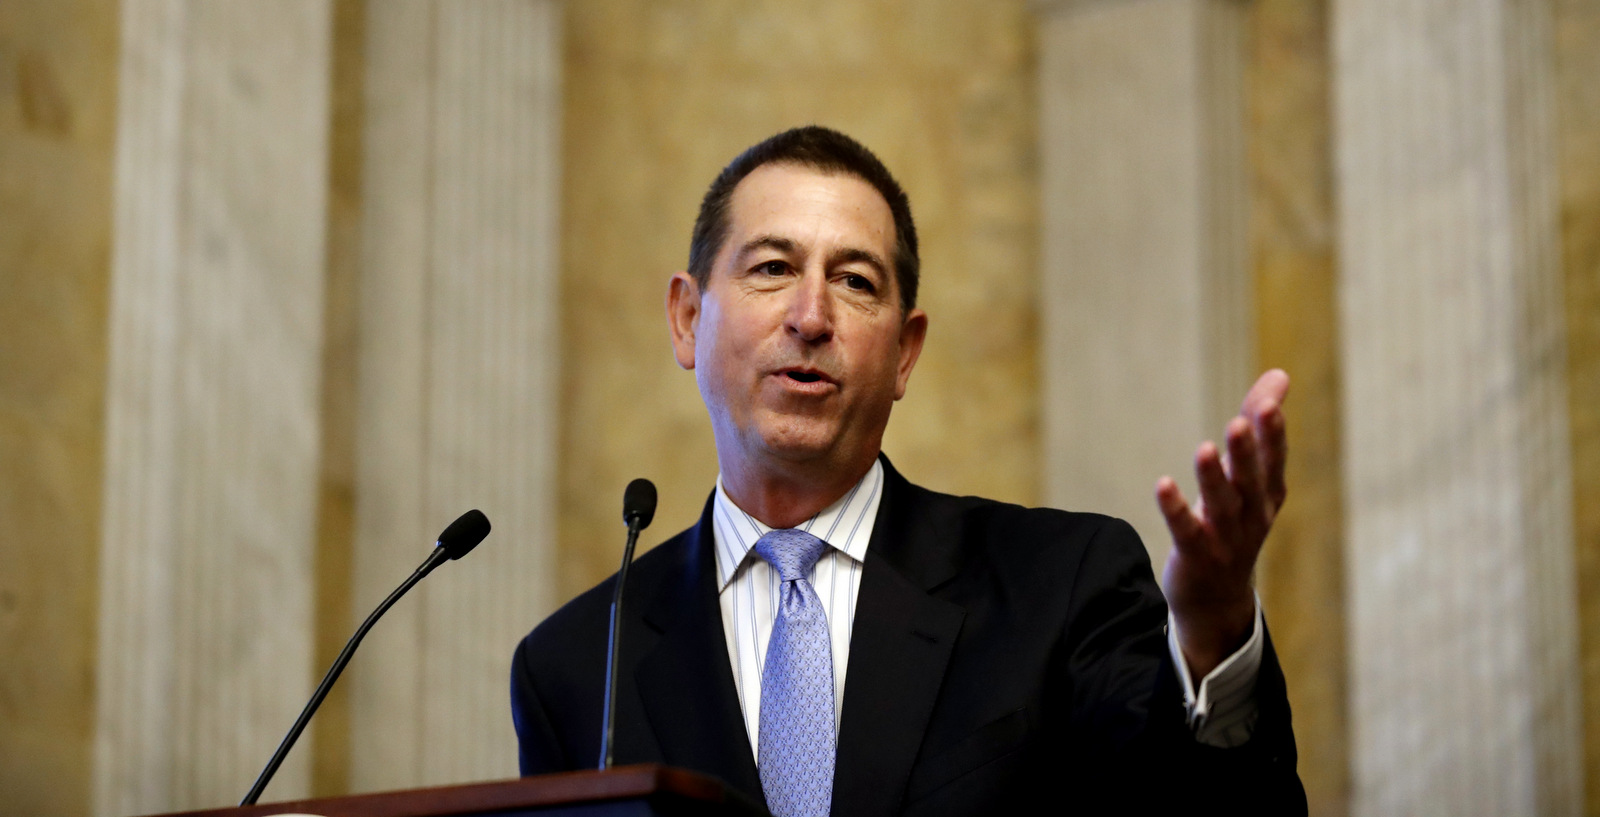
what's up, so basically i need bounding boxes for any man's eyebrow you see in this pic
[736,235,799,258]
[828,247,889,278]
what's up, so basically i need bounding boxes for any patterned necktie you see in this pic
[753,528,834,817]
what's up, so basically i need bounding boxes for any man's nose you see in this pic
[786,271,834,343]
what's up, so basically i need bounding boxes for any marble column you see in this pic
[93,1,332,813]
[350,0,562,789]
[1037,0,1254,565]
[1334,0,1582,813]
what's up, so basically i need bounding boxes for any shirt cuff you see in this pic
[1166,595,1263,748]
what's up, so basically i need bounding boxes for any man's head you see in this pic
[688,126,920,313]
[667,129,928,505]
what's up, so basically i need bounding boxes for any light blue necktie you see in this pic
[753,528,834,817]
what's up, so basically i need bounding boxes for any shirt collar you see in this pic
[710,459,884,591]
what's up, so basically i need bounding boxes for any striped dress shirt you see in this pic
[711,459,1263,760]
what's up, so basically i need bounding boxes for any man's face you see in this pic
[667,162,927,478]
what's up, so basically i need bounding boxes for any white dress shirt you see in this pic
[712,460,1263,760]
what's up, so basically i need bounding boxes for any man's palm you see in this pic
[1156,369,1289,678]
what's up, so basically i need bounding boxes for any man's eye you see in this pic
[843,273,875,292]
[756,260,788,276]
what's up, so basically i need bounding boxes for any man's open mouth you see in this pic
[786,371,823,383]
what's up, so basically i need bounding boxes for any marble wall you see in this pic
[7,1,1600,815]
[1335,0,1581,813]
[349,0,561,791]
[93,2,333,811]
[1554,0,1600,813]
[0,2,118,815]
[1245,2,1347,814]
[307,0,364,796]
[1037,0,1253,571]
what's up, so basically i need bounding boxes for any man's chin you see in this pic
[753,422,843,464]
[759,437,835,463]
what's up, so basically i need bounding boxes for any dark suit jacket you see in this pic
[511,457,1306,815]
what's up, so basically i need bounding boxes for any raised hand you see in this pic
[1155,369,1289,678]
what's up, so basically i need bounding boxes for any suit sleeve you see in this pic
[1057,516,1306,815]
[511,632,573,776]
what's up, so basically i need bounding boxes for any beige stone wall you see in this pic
[0,2,118,815]
[1335,0,1580,811]
[1037,0,1254,570]
[348,0,562,790]
[3,1,1598,812]
[1245,2,1347,815]
[309,0,364,797]
[1554,1,1600,813]
[558,0,1039,598]
[93,2,335,809]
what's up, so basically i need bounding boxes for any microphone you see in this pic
[241,509,491,806]
[600,479,657,768]
[623,478,657,530]
[436,508,491,561]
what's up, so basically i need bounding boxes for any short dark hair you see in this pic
[687,126,920,311]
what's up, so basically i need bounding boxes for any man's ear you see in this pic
[666,272,701,370]
[893,307,928,400]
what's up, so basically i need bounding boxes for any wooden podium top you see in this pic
[145,765,769,817]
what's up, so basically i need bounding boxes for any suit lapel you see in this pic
[634,497,764,803]
[832,459,967,817]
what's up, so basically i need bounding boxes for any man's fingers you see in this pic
[1240,369,1290,421]
[1241,369,1290,510]
[1257,405,1288,508]
[1155,476,1205,546]
[1226,416,1264,513]
[1195,441,1240,536]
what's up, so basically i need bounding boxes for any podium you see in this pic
[143,765,771,817]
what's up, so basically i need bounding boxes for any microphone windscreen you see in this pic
[622,478,658,530]
[436,509,491,560]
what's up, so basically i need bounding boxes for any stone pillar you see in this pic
[93,1,332,813]
[350,0,561,789]
[1037,0,1254,565]
[1334,0,1582,813]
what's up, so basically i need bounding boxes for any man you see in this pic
[512,127,1306,815]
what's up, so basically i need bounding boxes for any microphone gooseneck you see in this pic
[601,479,657,769]
[241,510,492,806]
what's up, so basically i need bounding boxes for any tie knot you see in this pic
[752,529,828,582]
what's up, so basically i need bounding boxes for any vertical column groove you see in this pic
[94,1,333,813]
[1038,0,1252,564]
[353,0,561,788]
[1335,0,1581,813]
